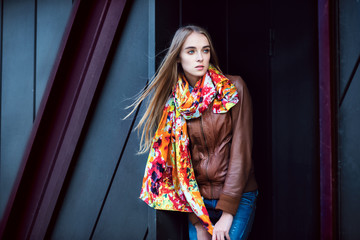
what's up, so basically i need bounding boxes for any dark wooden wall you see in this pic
[0,0,153,238]
[48,0,153,238]
[156,0,319,239]
[0,0,346,239]
[0,0,72,220]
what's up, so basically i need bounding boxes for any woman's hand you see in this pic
[212,211,233,240]
[194,222,212,240]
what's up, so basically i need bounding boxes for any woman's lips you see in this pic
[195,65,204,70]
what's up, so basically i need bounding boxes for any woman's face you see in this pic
[179,32,211,86]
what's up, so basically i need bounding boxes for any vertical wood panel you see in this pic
[181,0,227,71]
[49,0,151,238]
[318,0,336,239]
[227,2,271,239]
[0,0,35,219]
[271,1,319,239]
[0,0,2,219]
[36,0,72,112]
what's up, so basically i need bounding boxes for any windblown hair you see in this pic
[127,25,220,154]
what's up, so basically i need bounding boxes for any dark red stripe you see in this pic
[318,0,335,239]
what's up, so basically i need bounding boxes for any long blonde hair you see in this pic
[128,25,220,154]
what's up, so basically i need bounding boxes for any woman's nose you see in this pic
[196,52,203,61]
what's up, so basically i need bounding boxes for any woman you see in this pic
[130,25,258,240]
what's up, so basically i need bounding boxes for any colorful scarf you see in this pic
[139,65,239,234]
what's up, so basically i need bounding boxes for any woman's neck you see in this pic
[185,74,201,87]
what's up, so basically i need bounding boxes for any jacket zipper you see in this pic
[200,116,213,199]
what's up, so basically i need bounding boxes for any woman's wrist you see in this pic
[194,222,203,229]
[194,222,212,240]
[221,211,234,219]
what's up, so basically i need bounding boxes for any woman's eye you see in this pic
[203,49,210,53]
[188,50,195,54]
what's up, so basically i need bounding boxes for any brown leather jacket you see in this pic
[187,75,258,222]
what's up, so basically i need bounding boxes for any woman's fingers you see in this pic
[225,231,231,240]
[212,211,233,240]
[212,230,230,240]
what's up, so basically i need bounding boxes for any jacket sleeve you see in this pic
[215,76,253,215]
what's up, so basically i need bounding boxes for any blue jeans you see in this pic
[189,190,258,240]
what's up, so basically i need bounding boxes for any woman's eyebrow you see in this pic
[184,45,210,50]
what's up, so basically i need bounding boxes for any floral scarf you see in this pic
[139,65,239,234]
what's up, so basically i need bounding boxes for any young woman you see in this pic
[130,25,258,240]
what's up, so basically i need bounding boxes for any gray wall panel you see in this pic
[50,0,153,238]
[339,66,360,239]
[0,0,35,219]
[338,0,360,96]
[36,0,72,111]
[0,0,73,220]
[92,124,148,239]
[338,1,360,239]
